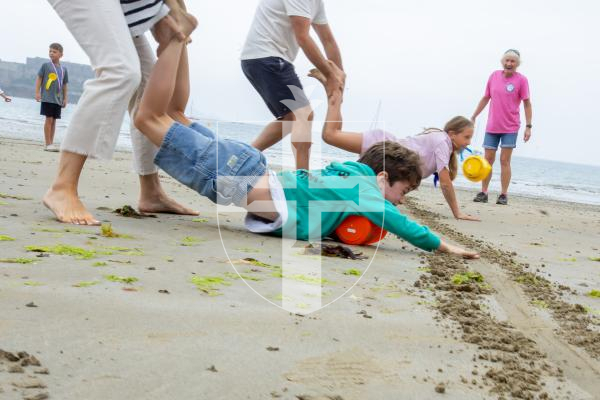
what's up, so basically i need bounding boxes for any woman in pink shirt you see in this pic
[471,49,533,205]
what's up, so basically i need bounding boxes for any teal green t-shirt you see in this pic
[272,161,441,252]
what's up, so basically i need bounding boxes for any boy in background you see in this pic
[35,43,68,152]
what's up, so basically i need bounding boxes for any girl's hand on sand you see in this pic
[456,213,481,222]
[438,241,480,259]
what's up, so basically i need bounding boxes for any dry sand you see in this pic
[1,137,599,400]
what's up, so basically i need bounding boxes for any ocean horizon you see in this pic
[2,96,600,206]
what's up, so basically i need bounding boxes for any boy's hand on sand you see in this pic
[456,213,480,222]
[438,241,480,259]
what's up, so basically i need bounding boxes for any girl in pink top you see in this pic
[311,65,480,222]
[471,49,533,205]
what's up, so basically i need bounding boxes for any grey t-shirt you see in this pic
[38,62,69,105]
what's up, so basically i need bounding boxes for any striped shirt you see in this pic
[121,0,170,37]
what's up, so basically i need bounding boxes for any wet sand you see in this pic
[1,137,599,400]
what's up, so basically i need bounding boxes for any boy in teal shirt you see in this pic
[131,23,478,259]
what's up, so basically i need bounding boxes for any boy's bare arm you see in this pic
[35,76,42,102]
[62,83,68,107]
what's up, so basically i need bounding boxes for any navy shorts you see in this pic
[241,57,310,119]
[40,102,62,119]
[483,132,518,150]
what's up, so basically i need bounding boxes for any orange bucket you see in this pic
[335,216,388,246]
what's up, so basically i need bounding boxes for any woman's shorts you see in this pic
[154,122,267,207]
[241,57,310,119]
[483,132,518,150]
[40,102,62,119]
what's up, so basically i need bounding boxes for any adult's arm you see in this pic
[290,16,342,95]
[471,96,490,122]
[312,23,342,70]
[523,98,532,142]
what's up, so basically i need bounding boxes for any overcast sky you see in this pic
[4,0,599,166]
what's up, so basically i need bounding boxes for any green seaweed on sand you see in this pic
[589,257,600,262]
[73,281,101,288]
[104,246,144,256]
[191,276,231,296]
[385,292,403,298]
[104,275,138,284]
[181,236,204,246]
[451,271,484,285]
[100,223,133,239]
[23,281,44,287]
[0,193,32,200]
[223,272,262,282]
[589,290,600,298]
[25,244,97,259]
[417,267,431,272]
[236,247,262,253]
[559,257,577,262]
[113,205,156,218]
[92,262,108,267]
[344,269,362,276]
[0,201,8,206]
[0,258,36,264]
[192,218,209,223]
[0,235,16,241]
[531,299,549,309]
[275,274,331,285]
[515,273,548,287]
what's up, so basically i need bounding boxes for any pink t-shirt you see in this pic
[361,129,453,178]
[484,70,530,134]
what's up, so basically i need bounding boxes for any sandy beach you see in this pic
[1,137,599,400]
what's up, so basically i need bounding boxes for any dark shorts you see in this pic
[40,102,62,119]
[241,57,310,119]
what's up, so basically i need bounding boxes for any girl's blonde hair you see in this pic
[419,116,473,181]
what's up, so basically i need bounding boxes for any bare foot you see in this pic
[308,68,327,86]
[138,193,199,216]
[43,188,100,225]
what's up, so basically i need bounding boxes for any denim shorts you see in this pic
[154,122,267,206]
[241,57,310,119]
[483,132,518,150]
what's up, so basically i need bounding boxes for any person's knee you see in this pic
[500,156,512,168]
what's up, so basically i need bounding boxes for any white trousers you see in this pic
[47,0,159,175]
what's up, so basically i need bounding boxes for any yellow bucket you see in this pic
[462,155,492,182]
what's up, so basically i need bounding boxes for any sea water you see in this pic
[1,97,599,205]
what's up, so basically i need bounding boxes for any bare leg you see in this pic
[251,114,294,151]
[499,147,513,195]
[481,148,497,193]
[290,106,313,170]
[135,16,197,147]
[44,117,55,146]
[51,118,57,145]
[167,45,192,126]
[43,151,100,225]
